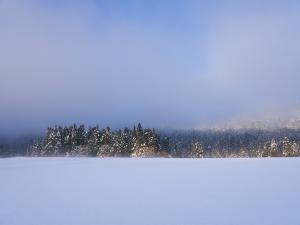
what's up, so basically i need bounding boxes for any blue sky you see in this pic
[1,0,300,135]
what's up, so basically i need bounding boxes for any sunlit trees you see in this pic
[87,126,101,156]
[263,139,279,157]
[282,137,299,157]
[27,123,168,157]
[190,141,204,158]
[26,126,300,158]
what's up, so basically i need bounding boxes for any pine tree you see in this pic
[112,130,122,154]
[135,123,145,148]
[291,141,299,156]
[282,137,293,157]
[53,126,63,155]
[27,140,42,156]
[263,139,279,157]
[87,126,101,156]
[101,127,112,145]
[70,124,78,149]
[42,127,58,156]
[121,127,133,155]
[76,125,86,146]
[190,141,204,158]
[144,128,160,149]
[160,137,170,152]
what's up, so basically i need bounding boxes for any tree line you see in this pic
[27,123,170,157]
[2,124,300,158]
[162,128,300,157]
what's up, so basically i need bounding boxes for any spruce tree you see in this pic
[101,127,112,145]
[282,137,293,157]
[190,141,204,158]
[87,126,101,156]
[263,139,278,157]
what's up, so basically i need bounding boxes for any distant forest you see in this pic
[1,123,300,158]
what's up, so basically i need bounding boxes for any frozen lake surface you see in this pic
[1,157,300,225]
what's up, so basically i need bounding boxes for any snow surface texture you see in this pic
[1,158,300,225]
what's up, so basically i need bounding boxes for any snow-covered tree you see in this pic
[190,141,204,158]
[76,125,86,146]
[101,127,112,145]
[41,127,62,156]
[282,137,293,157]
[87,126,101,156]
[263,139,279,157]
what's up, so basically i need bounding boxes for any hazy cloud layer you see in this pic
[1,0,300,134]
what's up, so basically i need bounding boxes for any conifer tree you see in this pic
[101,127,112,145]
[263,138,278,157]
[282,137,293,157]
[190,141,204,158]
[121,127,133,155]
[160,136,170,152]
[76,125,86,146]
[42,127,58,156]
[135,123,145,148]
[87,126,101,156]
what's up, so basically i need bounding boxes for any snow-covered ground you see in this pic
[0,158,300,225]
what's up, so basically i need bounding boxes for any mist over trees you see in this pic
[1,124,300,158]
[161,128,300,157]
